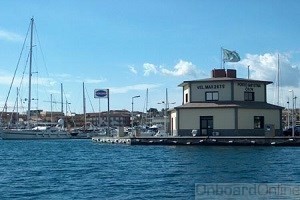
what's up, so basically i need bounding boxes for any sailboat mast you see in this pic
[146,88,148,113]
[16,87,19,125]
[277,54,280,106]
[166,88,169,109]
[50,94,53,122]
[164,88,168,133]
[83,82,86,130]
[61,83,64,113]
[145,88,148,125]
[27,18,34,122]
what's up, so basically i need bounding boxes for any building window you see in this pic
[254,116,264,129]
[245,92,254,101]
[205,92,219,101]
[185,93,188,103]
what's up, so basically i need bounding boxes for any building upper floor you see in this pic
[179,69,272,104]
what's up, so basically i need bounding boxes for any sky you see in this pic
[0,0,299,115]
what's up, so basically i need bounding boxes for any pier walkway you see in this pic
[92,136,300,146]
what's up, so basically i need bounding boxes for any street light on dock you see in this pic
[131,95,140,135]
[287,99,290,128]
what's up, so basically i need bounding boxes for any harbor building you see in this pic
[170,69,283,136]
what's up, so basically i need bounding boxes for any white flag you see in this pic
[223,49,240,62]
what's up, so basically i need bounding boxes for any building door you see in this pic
[200,116,213,136]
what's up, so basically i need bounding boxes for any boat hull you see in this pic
[0,129,71,140]
[69,130,107,139]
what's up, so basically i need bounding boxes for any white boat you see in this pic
[1,118,71,140]
[70,122,107,139]
[1,120,70,140]
[139,125,158,136]
[0,18,71,140]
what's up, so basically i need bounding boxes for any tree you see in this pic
[147,108,159,117]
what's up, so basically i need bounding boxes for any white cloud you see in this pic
[0,74,15,85]
[239,53,300,87]
[160,60,198,77]
[50,73,80,83]
[51,73,73,79]
[0,29,23,42]
[268,85,300,107]
[109,83,161,94]
[84,78,107,84]
[143,63,158,76]
[0,71,58,88]
[129,66,137,74]
[50,73,107,84]
[233,52,300,106]
[143,60,201,78]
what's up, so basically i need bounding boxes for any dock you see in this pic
[92,136,300,146]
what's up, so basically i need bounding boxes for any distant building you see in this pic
[83,110,132,127]
[40,111,65,122]
[0,112,20,124]
[170,69,283,136]
[69,109,164,128]
[282,108,300,127]
[1,109,164,129]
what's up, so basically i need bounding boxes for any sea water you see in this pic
[0,140,299,199]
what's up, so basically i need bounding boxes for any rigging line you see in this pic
[32,26,45,112]
[1,21,30,118]
[34,21,55,101]
[63,92,70,113]
[34,21,49,78]
[62,91,68,112]
[9,92,19,124]
[32,48,39,110]
[17,51,30,113]
[85,85,95,113]
[63,92,76,127]
[14,52,30,115]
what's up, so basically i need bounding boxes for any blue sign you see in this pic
[94,89,109,98]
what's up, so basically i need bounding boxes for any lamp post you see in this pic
[287,98,290,128]
[289,90,294,137]
[295,96,298,124]
[131,95,140,135]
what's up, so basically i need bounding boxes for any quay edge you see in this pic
[92,136,300,146]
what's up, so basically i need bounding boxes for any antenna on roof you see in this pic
[248,65,250,79]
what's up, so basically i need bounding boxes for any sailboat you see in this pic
[69,82,106,138]
[0,18,71,140]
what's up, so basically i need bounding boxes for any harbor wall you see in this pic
[92,136,300,146]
